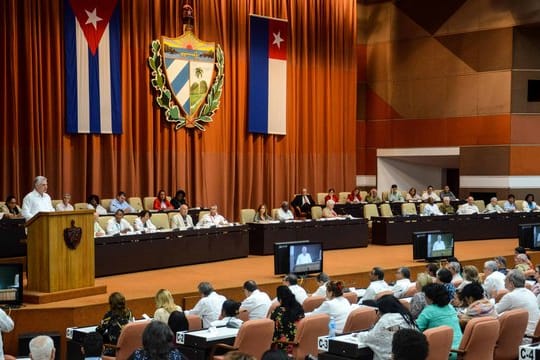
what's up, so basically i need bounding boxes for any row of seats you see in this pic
[97,211,210,231]
[313,189,447,205]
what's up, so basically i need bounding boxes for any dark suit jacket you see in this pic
[291,194,315,215]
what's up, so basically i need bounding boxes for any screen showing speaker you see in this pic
[412,231,454,261]
[518,223,540,250]
[274,241,323,275]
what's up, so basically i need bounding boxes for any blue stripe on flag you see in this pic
[248,16,270,134]
[172,63,189,98]
[64,0,79,133]
[88,46,101,133]
[108,5,122,134]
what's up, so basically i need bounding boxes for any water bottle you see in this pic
[328,316,336,338]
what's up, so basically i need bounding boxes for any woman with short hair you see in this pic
[131,321,185,360]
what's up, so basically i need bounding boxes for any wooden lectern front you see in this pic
[26,210,97,294]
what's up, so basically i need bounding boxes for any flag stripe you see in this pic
[108,5,122,134]
[268,58,287,134]
[76,19,90,133]
[88,42,101,133]
[65,3,79,133]
[98,26,111,133]
[248,16,270,134]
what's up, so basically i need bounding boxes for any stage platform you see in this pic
[3,238,537,359]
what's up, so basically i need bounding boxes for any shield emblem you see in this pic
[161,32,217,122]
[63,219,82,250]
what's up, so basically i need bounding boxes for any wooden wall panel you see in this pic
[510,146,540,175]
[460,146,510,176]
[511,115,540,144]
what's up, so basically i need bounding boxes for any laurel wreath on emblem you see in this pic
[148,40,224,131]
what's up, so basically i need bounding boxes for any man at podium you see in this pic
[21,175,55,220]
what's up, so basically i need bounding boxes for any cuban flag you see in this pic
[64,0,122,134]
[248,15,288,135]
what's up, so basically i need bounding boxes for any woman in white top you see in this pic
[405,188,422,202]
[133,210,157,232]
[523,194,540,212]
[311,280,351,333]
[356,294,417,360]
[153,289,182,324]
[210,300,243,328]
[87,194,107,215]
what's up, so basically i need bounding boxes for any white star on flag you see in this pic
[85,8,103,29]
[272,31,284,48]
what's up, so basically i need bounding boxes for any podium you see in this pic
[25,210,106,303]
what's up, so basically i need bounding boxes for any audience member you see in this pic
[495,270,540,336]
[356,295,416,360]
[446,262,463,287]
[185,282,226,328]
[482,260,506,299]
[282,274,308,305]
[515,253,531,273]
[154,289,182,324]
[96,292,132,354]
[388,184,404,202]
[531,264,540,296]
[484,197,504,213]
[167,310,189,334]
[133,210,157,232]
[322,199,339,218]
[365,188,381,204]
[391,328,428,360]
[361,267,390,303]
[311,280,351,333]
[416,283,462,351]
[405,188,421,202]
[439,185,457,201]
[253,204,272,222]
[436,268,456,304]
[29,335,55,360]
[392,267,412,299]
[422,197,442,216]
[87,194,107,215]
[270,285,304,355]
[170,190,187,209]
[109,191,135,213]
[171,204,194,229]
[410,273,432,319]
[312,272,330,297]
[239,280,272,320]
[197,205,228,226]
[456,265,479,292]
[324,188,338,204]
[55,193,74,211]
[495,256,509,275]
[457,282,496,329]
[130,321,185,360]
[211,300,243,328]
[425,263,438,280]
[153,190,174,211]
[347,187,362,204]
[81,332,103,359]
[277,201,294,221]
[291,188,315,218]
[523,193,540,212]
[106,209,134,235]
[223,351,255,360]
[438,197,455,215]
[0,307,14,359]
[421,185,440,202]
[93,212,106,237]
[21,175,55,220]
[261,349,288,360]
[1,195,23,218]
[456,196,479,215]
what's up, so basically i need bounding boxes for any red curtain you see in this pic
[0,0,357,220]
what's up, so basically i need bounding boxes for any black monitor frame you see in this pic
[412,230,455,262]
[518,223,540,250]
[0,263,23,307]
[273,240,323,276]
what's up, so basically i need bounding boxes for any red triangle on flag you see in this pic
[68,0,118,55]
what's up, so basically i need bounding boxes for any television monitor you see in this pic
[274,241,323,275]
[518,223,540,249]
[0,263,23,307]
[412,231,454,261]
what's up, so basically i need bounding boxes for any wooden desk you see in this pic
[318,334,374,360]
[176,327,238,360]
[0,218,27,258]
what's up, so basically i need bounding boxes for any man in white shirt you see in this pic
[495,270,540,336]
[197,205,228,226]
[484,197,504,214]
[482,260,506,298]
[239,280,272,320]
[277,201,294,221]
[423,198,442,216]
[431,234,446,251]
[392,267,412,298]
[29,335,55,360]
[312,272,330,297]
[0,308,14,360]
[171,204,194,229]
[421,185,441,202]
[457,196,479,215]
[185,282,226,328]
[21,175,55,220]
[361,267,390,303]
[109,191,135,213]
[296,246,313,265]
[106,210,134,235]
[283,274,308,304]
[55,193,74,211]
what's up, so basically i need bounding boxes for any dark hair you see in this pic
[87,194,100,203]
[391,184,398,189]
[141,321,175,360]
[495,256,507,268]
[275,285,304,324]
[526,193,535,202]
[243,280,258,292]
[436,268,452,284]
[458,283,484,303]
[117,191,126,197]
[372,267,384,280]
[114,209,125,216]
[108,292,129,317]
[139,210,151,218]
[398,267,411,279]
[261,349,289,360]
[376,294,416,328]
[515,246,527,254]
[83,332,103,357]
[157,189,166,197]
[317,272,330,283]
[198,282,214,296]
[328,188,335,193]
[423,283,450,307]
[168,310,189,333]
[425,263,438,277]
[284,274,298,285]
[326,280,344,297]
[5,195,16,204]
[392,329,428,360]
[175,190,186,198]
[508,194,515,200]
[222,300,241,317]
[224,351,256,360]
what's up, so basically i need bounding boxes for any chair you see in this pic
[4,355,16,360]
[494,308,528,360]
[239,209,255,224]
[401,202,417,216]
[74,202,88,210]
[152,213,170,230]
[212,318,274,360]
[424,325,453,360]
[419,203,427,214]
[187,314,203,330]
[279,313,330,360]
[343,292,358,305]
[51,199,62,209]
[525,317,540,343]
[311,206,322,220]
[317,193,326,205]
[102,320,151,360]
[198,210,210,222]
[381,191,389,202]
[101,198,113,212]
[338,192,349,204]
[379,203,393,217]
[497,200,506,209]
[143,196,154,210]
[474,200,485,212]
[495,289,509,303]
[515,200,524,211]
[342,307,377,333]
[451,317,500,359]
[360,191,368,200]
[128,197,143,212]
[98,216,113,232]
[302,295,325,312]
[363,204,379,220]
[271,208,279,220]
[266,300,280,317]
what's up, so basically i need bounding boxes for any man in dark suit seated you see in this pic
[291,188,315,218]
